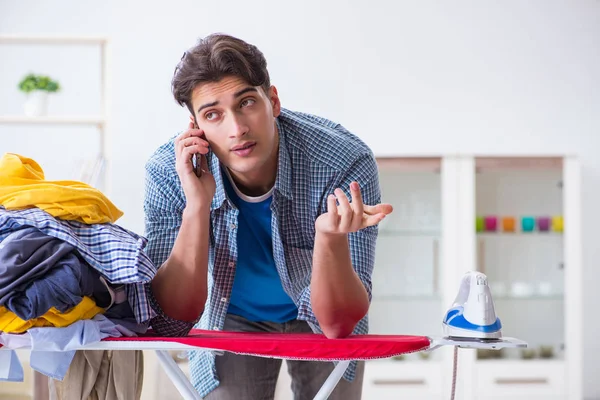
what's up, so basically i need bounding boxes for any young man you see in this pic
[144,33,393,399]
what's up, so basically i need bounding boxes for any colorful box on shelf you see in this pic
[484,216,497,231]
[552,216,564,232]
[521,216,535,232]
[502,217,516,232]
[476,216,484,232]
[537,216,551,232]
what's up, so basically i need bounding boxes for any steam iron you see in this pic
[443,271,502,341]
[429,271,527,351]
[432,272,527,400]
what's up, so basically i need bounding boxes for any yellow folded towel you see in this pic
[0,296,104,334]
[0,153,123,224]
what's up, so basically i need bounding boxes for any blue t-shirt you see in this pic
[222,169,298,323]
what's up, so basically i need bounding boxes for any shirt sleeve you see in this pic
[143,155,199,337]
[146,284,198,336]
[143,156,186,269]
[296,151,381,330]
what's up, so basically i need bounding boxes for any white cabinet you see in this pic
[368,155,582,400]
[474,360,565,399]
[362,360,443,399]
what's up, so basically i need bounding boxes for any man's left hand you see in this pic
[315,182,393,235]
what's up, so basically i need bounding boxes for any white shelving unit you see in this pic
[0,34,111,400]
[362,154,582,400]
[0,34,111,194]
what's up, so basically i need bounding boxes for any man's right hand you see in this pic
[174,120,216,211]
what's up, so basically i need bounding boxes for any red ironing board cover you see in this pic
[104,329,431,361]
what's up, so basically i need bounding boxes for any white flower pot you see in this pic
[23,91,49,117]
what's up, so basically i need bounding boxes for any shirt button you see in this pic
[220,297,228,303]
[213,326,220,331]
[228,262,234,267]
[230,223,236,230]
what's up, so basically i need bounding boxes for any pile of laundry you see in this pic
[0,153,157,382]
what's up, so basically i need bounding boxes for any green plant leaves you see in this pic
[18,73,61,93]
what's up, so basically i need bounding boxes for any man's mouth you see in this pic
[231,142,256,151]
[231,142,256,156]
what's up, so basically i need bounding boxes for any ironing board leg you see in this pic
[155,350,202,400]
[312,360,351,400]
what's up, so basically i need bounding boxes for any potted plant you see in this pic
[18,73,61,116]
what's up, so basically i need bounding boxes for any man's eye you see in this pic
[241,98,256,107]
[205,112,218,120]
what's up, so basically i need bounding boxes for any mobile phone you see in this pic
[191,118,203,177]
[193,153,203,177]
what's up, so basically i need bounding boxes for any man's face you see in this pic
[190,76,281,181]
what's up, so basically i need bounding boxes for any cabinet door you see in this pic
[366,156,465,398]
[448,155,583,400]
[370,157,444,338]
[473,157,565,360]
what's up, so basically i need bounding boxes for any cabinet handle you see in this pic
[373,379,426,386]
[494,378,549,385]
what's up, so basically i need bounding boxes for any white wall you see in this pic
[1,1,599,397]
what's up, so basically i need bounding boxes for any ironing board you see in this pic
[0,329,526,400]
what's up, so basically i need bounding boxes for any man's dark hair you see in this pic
[172,33,271,116]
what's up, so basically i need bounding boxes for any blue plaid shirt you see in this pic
[0,207,157,323]
[144,108,381,398]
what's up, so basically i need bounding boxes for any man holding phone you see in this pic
[144,33,393,399]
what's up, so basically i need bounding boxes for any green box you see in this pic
[476,216,484,232]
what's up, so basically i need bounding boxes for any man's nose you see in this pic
[229,113,249,138]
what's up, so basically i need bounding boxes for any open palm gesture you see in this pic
[315,182,393,235]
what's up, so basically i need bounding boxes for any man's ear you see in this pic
[190,114,199,129]
[268,85,281,117]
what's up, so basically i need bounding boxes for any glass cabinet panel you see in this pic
[474,157,564,361]
[369,157,444,353]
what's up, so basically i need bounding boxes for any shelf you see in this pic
[494,295,563,300]
[370,358,442,364]
[372,295,441,301]
[379,229,441,237]
[0,116,105,125]
[0,35,108,45]
[475,358,564,365]
[376,157,441,172]
[372,294,560,302]
[475,156,563,171]
[477,232,563,237]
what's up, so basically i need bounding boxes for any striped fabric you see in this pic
[0,207,157,323]
[144,108,381,398]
